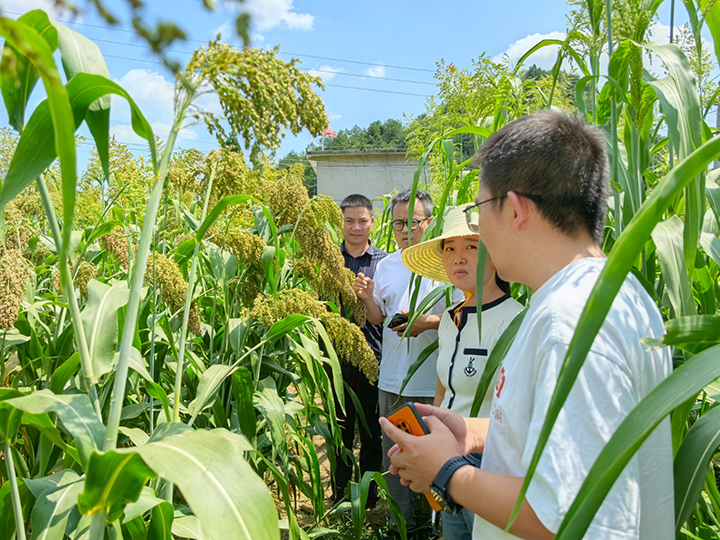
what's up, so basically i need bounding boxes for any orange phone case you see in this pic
[386,403,442,512]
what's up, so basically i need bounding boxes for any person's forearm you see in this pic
[362,296,384,325]
[447,467,554,540]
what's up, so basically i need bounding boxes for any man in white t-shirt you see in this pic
[379,110,674,539]
[355,189,460,534]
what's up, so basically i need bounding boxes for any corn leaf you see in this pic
[126,429,279,540]
[30,479,84,540]
[674,404,720,532]
[79,279,130,382]
[6,390,105,467]
[0,10,58,132]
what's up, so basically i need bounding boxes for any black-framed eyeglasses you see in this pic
[463,191,541,232]
[391,217,431,231]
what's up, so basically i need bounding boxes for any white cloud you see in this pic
[114,69,175,122]
[252,33,266,43]
[366,65,386,78]
[241,0,315,31]
[329,113,342,122]
[308,64,342,82]
[210,22,231,38]
[494,31,566,71]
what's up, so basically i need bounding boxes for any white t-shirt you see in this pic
[474,257,673,540]
[373,250,461,397]
[437,295,524,417]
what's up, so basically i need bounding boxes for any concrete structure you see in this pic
[307,149,431,208]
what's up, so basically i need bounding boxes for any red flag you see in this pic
[322,126,337,138]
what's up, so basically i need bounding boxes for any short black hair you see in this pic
[475,110,609,242]
[390,189,433,218]
[340,194,373,213]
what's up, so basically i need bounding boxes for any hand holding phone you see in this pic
[386,403,442,512]
[387,312,408,329]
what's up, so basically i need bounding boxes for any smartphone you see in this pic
[385,403,442,512]
[387,312,408,329]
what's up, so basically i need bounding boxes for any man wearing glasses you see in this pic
[355,189,461,537]
[380,111,673,540]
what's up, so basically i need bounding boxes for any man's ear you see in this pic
[426,215,434,225]
[506,191,533,232]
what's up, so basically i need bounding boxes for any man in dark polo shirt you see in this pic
[333,193,388,507]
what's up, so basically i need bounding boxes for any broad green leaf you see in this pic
[254,384,288,464]
[77,451,154,523]
[674,405,720,532]
[118,427,150,447]
[643,315,720,354]
[0,10,58,132]
[0,328,30,348]
[146,501,173,540]
[311,320,345,412]
[50,353,80,394]
[123,429,279,540]
[700,231,720,267]
[80,279,130,382]
[172,515,207,540]
[122,486,164,523]
[232,368,257,442]
[652,216,694,316]
[187,364,237,418]
[6,390,104,467]
[514,132,720,530]
[228,318,249,357]
[0,389,24,442]
[24,469,80,498]
[30,479,84,540]
[699,0,720,68]
[643,43,703,274]
[558,344,720,537]
[0,72,157,211]
[50,16,111,177]
[0,17,77,264]
[144,380,171,423]
[266,313,310,343]
[196,195,255,241]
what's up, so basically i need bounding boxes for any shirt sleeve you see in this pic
[522,343,642,536]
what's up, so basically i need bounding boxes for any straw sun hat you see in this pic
[401,203,478,283]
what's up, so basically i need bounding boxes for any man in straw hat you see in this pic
[354,189,461,536]
[380,110,673,540]
[401,204,523,540]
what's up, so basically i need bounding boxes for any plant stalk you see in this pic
[36,175,102,420]
[89,510,107,540]
[4,440,27,540]
[172,164,217,422]
[104,77,199,451]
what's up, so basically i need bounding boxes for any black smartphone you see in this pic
[387,312,408,329]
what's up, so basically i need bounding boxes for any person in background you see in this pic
[401,203,523,540]
[354,189,462,537]
[332,193,388,508]
[381,110,673,540]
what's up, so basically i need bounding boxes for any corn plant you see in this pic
[0,8,360,540]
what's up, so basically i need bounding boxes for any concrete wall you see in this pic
[308,150,431,209]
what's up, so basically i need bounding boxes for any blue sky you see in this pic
[2,0,696,168]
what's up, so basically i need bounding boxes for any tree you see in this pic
[306,118,408,152]
[277,150,317,196]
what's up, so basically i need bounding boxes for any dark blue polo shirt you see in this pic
[341,241,388,359]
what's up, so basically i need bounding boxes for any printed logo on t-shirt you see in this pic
[463,358,477,377]
[462,348,486,377]
[495,366,506,398]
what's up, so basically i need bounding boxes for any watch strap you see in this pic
[433,455,473,489]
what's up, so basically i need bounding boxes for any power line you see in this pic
[4,10,437,75]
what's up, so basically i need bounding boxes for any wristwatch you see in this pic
[430,455,473,514]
